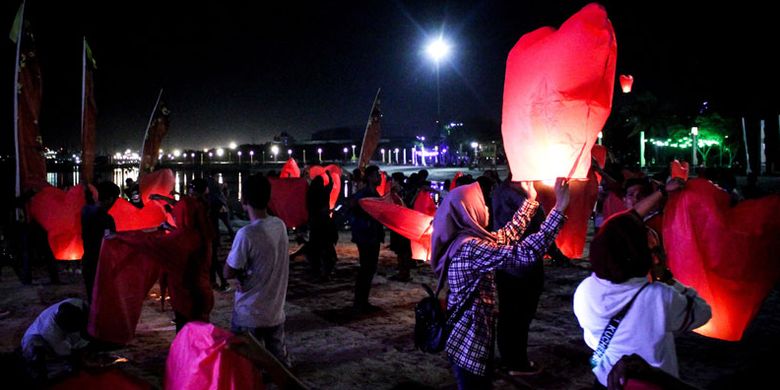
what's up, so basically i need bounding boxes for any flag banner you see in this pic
[81,39,97,184]
[165,322,262,390]
[280,158,301,178]
[28,185,97,260]
[14,5,47,193]
[358,88,382,170]
[268,177,309,228]
[663,179,780,341]
[139,94,170,176]
[502,3,615,181]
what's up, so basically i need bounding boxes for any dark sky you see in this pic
[2,1,778,154]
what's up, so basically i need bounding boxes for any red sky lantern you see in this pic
[268,177,309,228]
[619,74,634,93]
[360,197,433,260]
[280,158,301,178]
[501,3,616,181]
[664,179,780,341]
[28,185,95,260]
[670,159,689,181]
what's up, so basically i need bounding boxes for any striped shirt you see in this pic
[445,200,565,376]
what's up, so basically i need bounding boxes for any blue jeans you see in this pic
[231,321,292,368]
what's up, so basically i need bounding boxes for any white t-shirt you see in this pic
[21,298,89,359]
[573,275,711,386]
[226,216,289,328]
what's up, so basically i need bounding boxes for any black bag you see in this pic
[414,284,447,353]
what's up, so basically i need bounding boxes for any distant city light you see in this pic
[229,142,237,149]
[173,149,181,157]
[216,148,225,157]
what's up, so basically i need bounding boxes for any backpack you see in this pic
[414,284,447,353]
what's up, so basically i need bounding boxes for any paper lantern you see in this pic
[502,3,616,181]
[536,170,599,259]
[670,159,689,181]
[664,179,780,340]
[268,177,309,228]
[109,198,168,232]
[28,185,94,260]
[451,172,463,190]
[280,158,301,178]
[139,168,175,204]
[360,197,433,260]
[413,191,437,217]
[619,74,634,93]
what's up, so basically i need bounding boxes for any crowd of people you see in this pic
[10,157,777,389]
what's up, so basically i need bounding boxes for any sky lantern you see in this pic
[268,177,309,228]
[619,74,634,93]
[308,164,342,210]
[280,158,301,178]
[139,168,175,204]
[109,198,168,231]
[670,159,689,180]
[663,179,780,341]
[502,3,616,181]
[359,197,433,261]
[28,184,95,260]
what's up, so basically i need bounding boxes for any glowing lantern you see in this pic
[28,185,95,260]
[139,168,175,204]
[670,159,689,181]
[664,179,780,340]
[619,74,634,93]
[501,3,616,181]
[360,197,433,260]
[450,172,463,190]
[280,158,301,178]
[109,198,167,232]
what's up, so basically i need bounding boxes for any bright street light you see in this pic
[426,36,451,123]
[271,145,279,161]
[343,147,349,161]
[249,150,254,164]
[381,148,385,163]
[216,148,224,157]
[317,147,323,161]
[691,127,699,166]
[229,142,237,150]
[351,144,356,160]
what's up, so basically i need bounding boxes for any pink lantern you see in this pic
[619,74,634,93]
[502,3,616,181]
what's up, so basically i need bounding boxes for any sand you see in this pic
[1,229,778,389]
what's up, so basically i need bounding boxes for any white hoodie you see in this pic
[573,275,711,386]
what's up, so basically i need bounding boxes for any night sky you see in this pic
[2,1,777,154]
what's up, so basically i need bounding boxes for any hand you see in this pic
[553,178,570,212]
[665,177,685,193]
[519,181,537,202]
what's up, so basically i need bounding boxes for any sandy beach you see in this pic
[1,228,778,389]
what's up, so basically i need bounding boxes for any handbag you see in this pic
[414,264,476,353]
[590,283,649,368]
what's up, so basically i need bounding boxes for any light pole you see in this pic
[317,147,322,162]
[271,145,279,162]
[351,144,356,161]
[343,147,349,162]
[426,36,451,125]
[249,150,254,165]
[691,126,699,166]
[237,150,242,165]
[394,148,399,165]
[288,149,292,159]
[471,142,479,165]
[380,148,385,164]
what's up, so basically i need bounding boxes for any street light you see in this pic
[249,150,254,165]
[343,147,349,162]
[271,145,279,161]
[394,148,399,164]
[691,126,699,166]
[317,147,323,162]
[471,141,479,163]
[426,36,451,124]
[288,149,293,158]
[380,148,385,163]
[237,150,242,164]
[351,144,356,160]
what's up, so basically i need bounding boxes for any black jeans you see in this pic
[495,260,544,369]
[354,242,380,306]
[449,356,492,390]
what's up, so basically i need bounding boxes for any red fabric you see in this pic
[670,160,689,181]
[308,164,342,210]
[413,191,437,217]
[280,158,301,178]
[52,368,152,390]
[109,198,168,232]
[663,178,780,340]
[537,172,599,259]
[29,185,94,260]
[165,322,263,390]
[377,171,389,196]
[139,168,175,204]
[451,172,463,190]
[267,177,309,228]
[360,196,433,260]
[501,3,615,181]
[88,230,162,344]
[16,29,48,193]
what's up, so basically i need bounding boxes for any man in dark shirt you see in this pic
[350,165,384,313]
[81,181,120,303]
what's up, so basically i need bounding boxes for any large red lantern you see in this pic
[502,3,616,182]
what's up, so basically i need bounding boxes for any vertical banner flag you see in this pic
[81,38,97,184]
[501,3,616,181]
[358,88,382,171]
[139,89,169,177]
[12,2,48,195]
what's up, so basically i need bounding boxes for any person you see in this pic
[207,171,232,291]
[431,178,570,389]
[607,353,697,390]
[128,184,144,209]
[387,172,413,282]
[349,165,385,313]
[81,181,120,303]
[21,298,90,381]
[572,207,711,389]
[305,172,338,281]
[224,174,292,367]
